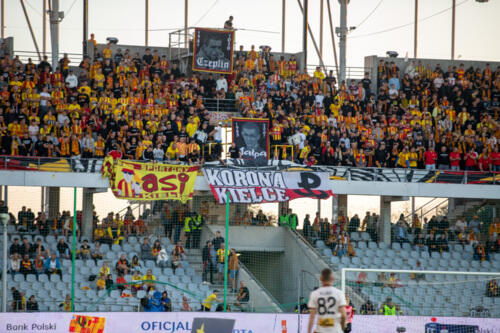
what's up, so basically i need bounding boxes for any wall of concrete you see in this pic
[1,37,14,58]
[205,226,285,252]
[3,169,500,198]
[280,229,330,306]
[239,251,284,304]
[202,226,329,308]
[201,225,283,312]
[88,42,188,62]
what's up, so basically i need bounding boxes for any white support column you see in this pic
[379,196,392,244]
[81,188,94,239]
[332,195,338,223]
[44,187,50,214]
[448,198,456,213]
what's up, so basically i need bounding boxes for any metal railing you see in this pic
[203,226,280,312]
[306,64,370,80]
[6,299,139,312]
[404,198,449,221]
[168,28,193,62]
[202,98,238,112]
[5,298,254,313]
[1,155,499,186]
[13,50,84,64]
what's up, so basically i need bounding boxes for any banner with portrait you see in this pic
[203,168,334,204]
[102,158,198,202]
[192,28,234,73]
[232,117,269,165]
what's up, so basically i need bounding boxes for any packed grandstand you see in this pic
[0,43,499,170]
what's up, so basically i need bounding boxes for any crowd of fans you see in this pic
[0,38,498,170]
[302,209,499,261]
[0,44,225,163]
[4,200,249,312]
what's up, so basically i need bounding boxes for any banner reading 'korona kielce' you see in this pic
[203,168,333,204]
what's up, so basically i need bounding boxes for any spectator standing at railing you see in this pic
[228,248,239,292]
[202,241,216,284]
[216,243,229,283]
[303,214,312,239]
[491,146,500,172]
[212,231,224,251]
[11,287,22,312]
[347,214,360,234]
[17,206,29,231]
[216,75,228,92]
[469,215,482,235]
[65,70,78,89]
[82,132,95,158]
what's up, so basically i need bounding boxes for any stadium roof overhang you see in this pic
[1,170,499,200]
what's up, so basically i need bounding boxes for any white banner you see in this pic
[0,312,299,333]
[1,313,499,333]
[299,315,500,333]
[203,168,334,204]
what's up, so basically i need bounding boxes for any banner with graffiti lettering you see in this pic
[102,158,198,202]
[203,168,333,204]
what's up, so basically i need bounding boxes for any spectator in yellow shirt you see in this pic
[299,142,311,164]
[131,270,143,293]
[489,217,500,237]
[143,269,156,292]
[313,66,325,80]
[102,44,112,59]
[166,143,179,161]
[398,147,410,168]
[200,290,221,312]
[186,118,198,137]
[96,275,106,290]
[99,262,110,277]
[408,147,418,168]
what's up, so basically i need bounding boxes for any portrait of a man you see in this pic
[197,38,227,62]
[193,28,234,73]
[232,118,269,164]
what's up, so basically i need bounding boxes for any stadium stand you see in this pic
[2,199,498,315]
[2,203,247,312]
[0,31,499,326]
[0,45,498,170]
[302,208,500,317]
